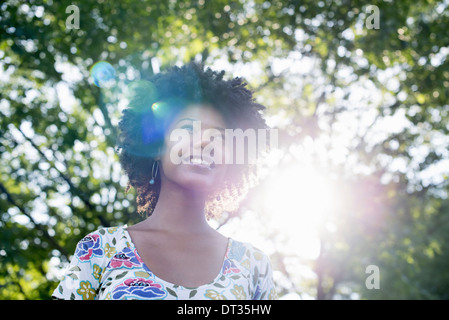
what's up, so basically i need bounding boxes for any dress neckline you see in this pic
[121,225,232,290]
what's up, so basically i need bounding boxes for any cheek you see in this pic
[160,154,228,192]
[212,163,228,183]
[159,133,230,191]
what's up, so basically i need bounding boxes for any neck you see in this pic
[143,176,212,235]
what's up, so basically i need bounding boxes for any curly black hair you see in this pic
[116,61,269,219]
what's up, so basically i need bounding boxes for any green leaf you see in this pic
[68,273,79,280]
[189,290,197,298]
[253,267,259,287]
[69,266,81,272]
[115,271,128,280]
[166,287,178,298]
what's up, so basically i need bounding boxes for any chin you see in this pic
[175,166,225,195]
[178,175,222,195]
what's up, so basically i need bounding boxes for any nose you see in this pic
[191,130,209,156]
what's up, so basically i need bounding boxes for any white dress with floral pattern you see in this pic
[52,225,277,300]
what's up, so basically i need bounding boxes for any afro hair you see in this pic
[116,61,269,219]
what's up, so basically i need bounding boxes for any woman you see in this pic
[52,61,277,300]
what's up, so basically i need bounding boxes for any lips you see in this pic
[182,155,216,170]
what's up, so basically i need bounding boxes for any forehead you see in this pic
[171,104,227,129]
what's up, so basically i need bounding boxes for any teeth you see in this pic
[191,158,203,165]
[188,156,213,168]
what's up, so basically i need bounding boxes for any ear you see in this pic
[154,146,162,161]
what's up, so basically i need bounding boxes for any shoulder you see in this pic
[227,238,276,299]
[81,225,128,242]
[227,238,272,271]
[74,225,129,262]
[238,242,277,299]
[94,225,128,241]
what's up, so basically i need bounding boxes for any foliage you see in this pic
[1,0,448,299]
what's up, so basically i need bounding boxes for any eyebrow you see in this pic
[176,118,197,124]
[176,118,226,132]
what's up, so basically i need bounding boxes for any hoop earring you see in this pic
[149,160,159,185]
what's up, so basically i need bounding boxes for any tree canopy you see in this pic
[1,0,448,299]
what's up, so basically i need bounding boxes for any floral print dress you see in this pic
[52,225,277,300]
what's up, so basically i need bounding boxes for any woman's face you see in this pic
[158,104,229,196]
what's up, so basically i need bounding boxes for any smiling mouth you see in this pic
[182,155,216,170]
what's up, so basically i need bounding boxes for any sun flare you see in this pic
[261,163,339,259]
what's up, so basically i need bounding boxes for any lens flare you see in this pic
[90,61,116,88]
[126,80,158,113]
[150,101,170,119]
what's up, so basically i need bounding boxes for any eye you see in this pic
[180,124,193,132]
[214,133,225,142]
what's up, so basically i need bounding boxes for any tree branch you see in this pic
[14,125,110,227]
[0,181,70,257]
